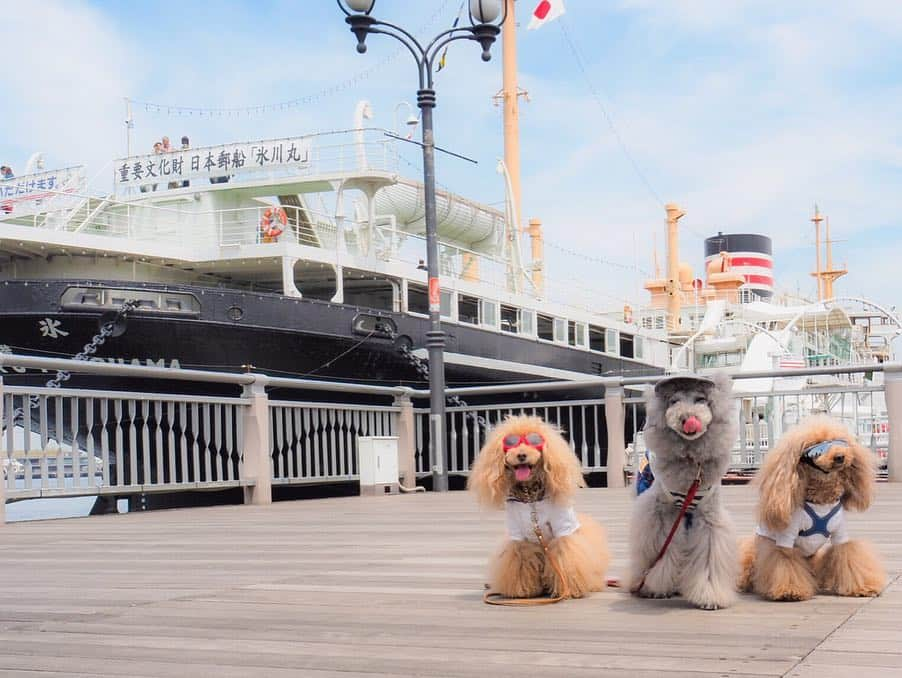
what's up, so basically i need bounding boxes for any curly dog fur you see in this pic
[738,415,885,601]
[628,372,739,610]
[468,414,609,599]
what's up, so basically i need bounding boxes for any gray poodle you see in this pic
[628,372,739,609]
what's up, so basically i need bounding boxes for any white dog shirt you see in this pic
[755,500,849,557]
[505,498,580,543]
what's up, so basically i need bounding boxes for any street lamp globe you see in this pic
[469,0,502,24]
[345,0,375,13]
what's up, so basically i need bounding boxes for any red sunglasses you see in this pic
[502,432,545,452]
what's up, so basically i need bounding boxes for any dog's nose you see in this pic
[517,453,527,463]
[833,454,845,466]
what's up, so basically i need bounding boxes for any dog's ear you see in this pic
[541,424,584,503]
[757,423,805,532]
[840,438,876,512]
[467,422,510,509]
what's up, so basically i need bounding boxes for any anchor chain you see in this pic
[380,321,489,431]
[43,299,141,391]
[8,299,139,423]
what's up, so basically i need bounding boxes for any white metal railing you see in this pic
[269,401,397,484]
[112,129,399,198]
[2,354,899,522]
[413,400,610,476]
[3,386,248,499]
[622,382,886,472]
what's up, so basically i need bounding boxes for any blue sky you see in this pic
[2,0,900,310]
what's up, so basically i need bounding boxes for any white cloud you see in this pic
[0,1,137,185]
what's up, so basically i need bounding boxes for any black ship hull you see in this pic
[0,280,660,396]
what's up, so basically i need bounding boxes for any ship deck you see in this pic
[2,484,901,677]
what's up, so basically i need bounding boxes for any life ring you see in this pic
[260,206,287,239]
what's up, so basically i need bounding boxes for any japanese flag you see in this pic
[528,0,565,30]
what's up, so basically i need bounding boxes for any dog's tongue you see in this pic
[514,464,532,482]
[683,416,702,435]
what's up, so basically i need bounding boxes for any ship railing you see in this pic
[112,129,400,199]
[3,355,901,522]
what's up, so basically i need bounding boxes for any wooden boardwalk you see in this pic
[2,484,901,677]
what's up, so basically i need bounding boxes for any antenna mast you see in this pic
[810,206,847,300]
[124,97,134,157]
[811,205,824,300]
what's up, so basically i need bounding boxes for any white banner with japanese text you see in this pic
[113,136,313,191]
[0,166,86,217]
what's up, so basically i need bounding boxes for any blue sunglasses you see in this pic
[801,439,848,472]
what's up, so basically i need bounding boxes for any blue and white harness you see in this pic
[756,500,849,557]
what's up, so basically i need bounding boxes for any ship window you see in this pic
[606,328,619,355]
[620,333,634,358]
[500,304,519,333]
[589,325,605,352]
[480,299,498,328]
[407,283,428,315]
[520,310,536,337]
[537,314,554,341]
[553,318,567,343]
[458,294,479,324]
[406,284,451,317]
[568,321,587,348]
[634,336,645,360]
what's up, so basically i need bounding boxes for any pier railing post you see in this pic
[1,374,5,526]
[393,394,417,489]
[241,376,273,505]
[604,381,627,488]
[884,365,902,482]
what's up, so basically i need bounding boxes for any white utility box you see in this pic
[357,436,399,496]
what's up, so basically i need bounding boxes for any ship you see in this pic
[0,3,670,395]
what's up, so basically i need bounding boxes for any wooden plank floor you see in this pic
[2,484,901,677]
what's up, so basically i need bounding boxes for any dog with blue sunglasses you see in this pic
[739,414,885,600]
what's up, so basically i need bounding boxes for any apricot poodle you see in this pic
[739,415,885,601]
[468,414,609,600]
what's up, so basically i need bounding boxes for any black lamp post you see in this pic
[337,0,507,492]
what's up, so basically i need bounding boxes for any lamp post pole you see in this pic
[418,89,448,490]
[338,0,505,491]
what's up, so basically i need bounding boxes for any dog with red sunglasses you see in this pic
[468,414,609,599]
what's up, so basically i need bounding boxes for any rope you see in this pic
[483,501,572,606]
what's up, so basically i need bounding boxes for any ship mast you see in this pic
[811,206,847,300]
[812,206,824,300]
[501,0,524,234]
[500,0,540,294]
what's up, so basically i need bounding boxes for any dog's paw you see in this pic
[636,588,675,599]
[833,583,881,598]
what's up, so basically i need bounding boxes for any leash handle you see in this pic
[632,469,702,595]
[484,502,572,606]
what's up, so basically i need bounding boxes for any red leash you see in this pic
[632,466,702,595]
